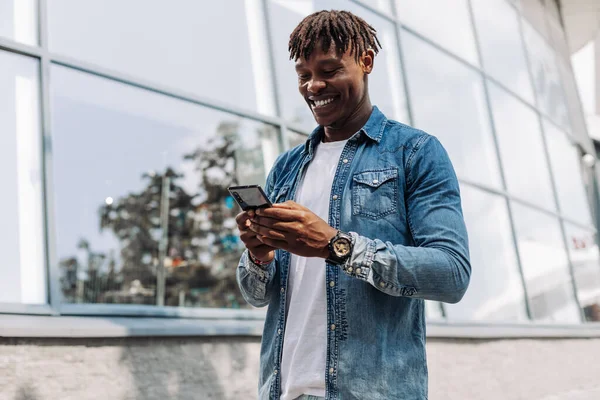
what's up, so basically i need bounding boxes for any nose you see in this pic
[307,78,326,94]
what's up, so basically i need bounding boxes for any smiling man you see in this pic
[235,9,471,400]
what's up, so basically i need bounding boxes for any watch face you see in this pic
[333,237,352,257]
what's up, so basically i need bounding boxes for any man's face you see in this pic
[295,45,373,127]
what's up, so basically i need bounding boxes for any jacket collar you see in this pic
[303,106,387,156]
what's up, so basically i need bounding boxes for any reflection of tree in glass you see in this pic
[59,120,264,308]
[60,239,120,303]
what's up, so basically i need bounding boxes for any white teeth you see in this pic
[313,97,335,107]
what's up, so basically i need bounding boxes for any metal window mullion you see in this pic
[389,0,415,127]
[0,303,55,315]
[260,0,289,153]
[467,0,533,320]
[286,122,314,137]
[38,0,61,314]
[0,36,44,58]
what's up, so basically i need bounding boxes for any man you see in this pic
[236,9,470,400]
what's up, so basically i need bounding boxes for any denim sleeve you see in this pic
[343,135,471,303]
[236,250,277,308]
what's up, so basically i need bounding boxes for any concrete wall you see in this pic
[1,336,600,400]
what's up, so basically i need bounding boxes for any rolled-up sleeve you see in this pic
[236,250,277,308]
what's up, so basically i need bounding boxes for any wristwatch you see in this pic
[326,231,354,265]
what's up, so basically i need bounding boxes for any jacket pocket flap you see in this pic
[352,168,398,188]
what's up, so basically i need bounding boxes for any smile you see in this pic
[311,97,337,109]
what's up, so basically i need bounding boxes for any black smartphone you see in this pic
[228,185,272,211]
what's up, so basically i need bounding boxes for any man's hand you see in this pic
[236,210,276,263]
[248,201,338,259]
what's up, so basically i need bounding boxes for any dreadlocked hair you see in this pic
[288,10,381,62]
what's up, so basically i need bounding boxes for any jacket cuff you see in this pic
[339,232,375,283]
[243,251,274,283]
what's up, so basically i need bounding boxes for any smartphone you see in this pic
[228,185,272,211]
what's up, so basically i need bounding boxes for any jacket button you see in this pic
[347,267,353,273]
[355,267,361,274]
[330,324,336,331]
[274,369,278,375]
[280,287,285,293]
[372,179,379,184]
[379,281,385,287]
[332,194,338,200]
[329,367,334,374]
[342,158,349,164]
[277,329,282,335]
[329,281,335,287]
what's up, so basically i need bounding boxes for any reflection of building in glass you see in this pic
[1,0,600,326]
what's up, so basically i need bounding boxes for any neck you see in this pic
[322,97,373,142]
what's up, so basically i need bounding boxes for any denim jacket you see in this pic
[237,106,471,400]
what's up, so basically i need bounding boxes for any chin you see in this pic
[312,112,339,127]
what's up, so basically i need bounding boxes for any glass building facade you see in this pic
[1,0,600,325]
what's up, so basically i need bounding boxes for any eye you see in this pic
[298,74,310,82]
[323,68,340,76]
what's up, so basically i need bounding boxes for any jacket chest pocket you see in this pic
[352,168,398,220]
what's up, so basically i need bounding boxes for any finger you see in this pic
[258,236,289,249]
[252,217,300,233]
[273,200,296,209]
[235,211,251,227]
[240,234,265,248]
[236,222,251,233]
[256,207,304,222]
[251,214,281,228]
[249,222,287,240]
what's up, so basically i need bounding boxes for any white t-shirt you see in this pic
[280,139,348,400]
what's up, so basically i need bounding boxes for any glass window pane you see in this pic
[51,66,280,308]
[0,0,38,46]
[564,224,600,322]
[401,32,502,188]
[446,185,528,321]
[520,0,550,40]
[425,301,444,320]
[286,130,309,149]
[0,50,45,304]
[471,0,535,103]
[356,0,393,14]
[394,0,479,66]
[48,0,276,115]
[544,120,593,226]
[548,16,569,62]
[267,0,409,131]
[545,0,560,24]
[489,84,556,210]
[523,21,570,130]
[557,57,589,143]
[511,203,581,322]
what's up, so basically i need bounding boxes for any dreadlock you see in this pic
[288,10,382,62]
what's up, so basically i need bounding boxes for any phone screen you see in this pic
[228,186,272,210]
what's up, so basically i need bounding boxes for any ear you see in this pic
[359,49,375,74]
